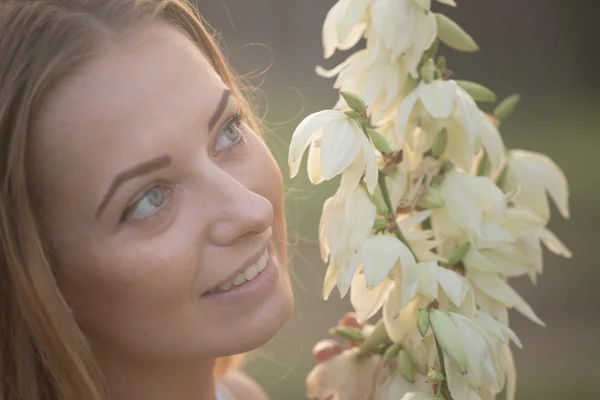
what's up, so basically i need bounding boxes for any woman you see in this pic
[0,0,294,399]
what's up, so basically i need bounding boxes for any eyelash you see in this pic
[119,109,248,224]
[119,183,172,223]
[217,108,247,153]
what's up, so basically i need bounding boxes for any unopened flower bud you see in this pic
[423,40,439,62]
[434,13,479,52]
[417,310,431,337]
[397,350,415,383]
[429,310,468,375]
[373,217,388,231]
[341,91,367,113]
[405,74,421,95]
[431,127,448,158]
[436,55,446,71]
[493,94,521,122]
[329,326,365,343]
[427,369,444,383]
[383,343,402,365]
[445,243,470,267]
[345,110,362,120]
[420,60,437,84]
[358,320,390,356]
[456,80,496,102]
[368,128,393,155]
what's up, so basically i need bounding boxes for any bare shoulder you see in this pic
[219,369,270,400]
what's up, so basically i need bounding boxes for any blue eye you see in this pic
[214,112,247,153]
[123,185,170,221]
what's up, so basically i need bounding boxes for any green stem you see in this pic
[377,173,416,256]
[435,340,454,400]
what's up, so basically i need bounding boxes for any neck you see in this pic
[96,349,216,400]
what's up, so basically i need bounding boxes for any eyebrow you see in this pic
[208,89,232,131]
[95,155,172,218]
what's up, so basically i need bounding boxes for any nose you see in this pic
[202,168,274,247]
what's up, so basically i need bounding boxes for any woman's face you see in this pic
[30,24,293,361]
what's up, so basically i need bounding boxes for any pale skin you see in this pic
[29,24,293,400]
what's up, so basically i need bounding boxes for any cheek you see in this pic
[246,135,287,262]
[55,235,199,342]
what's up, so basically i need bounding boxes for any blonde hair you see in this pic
[0,0,254,398]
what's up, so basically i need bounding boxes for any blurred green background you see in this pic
[197,0,599,398]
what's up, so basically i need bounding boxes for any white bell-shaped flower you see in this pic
[432,170,511,248]
[476,110,506,179]
[322,0,374,59]
[395,80,482,170]
[320,186,377,299]
[368,0,438,76]
[317,46,408,122]
[289,109,378,195]
[503,149,570,221]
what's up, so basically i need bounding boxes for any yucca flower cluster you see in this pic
[288,1,571,399]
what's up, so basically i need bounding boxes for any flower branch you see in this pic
[290,0,572,399]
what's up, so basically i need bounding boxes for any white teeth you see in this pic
[257,251,269,272]
[231,273,246,286]
[243,265,259,280]
[210,249,270,294]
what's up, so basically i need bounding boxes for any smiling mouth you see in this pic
[203,248,270,296]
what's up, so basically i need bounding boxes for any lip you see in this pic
[200,245,279,302]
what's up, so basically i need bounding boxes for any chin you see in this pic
[230,284,293,355]
[202,277,294,358]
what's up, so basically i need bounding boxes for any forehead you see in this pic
[31,24,225,212]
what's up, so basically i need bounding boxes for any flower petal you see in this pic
[501,344,517,400]
[478,111,506,178]
[395,89,420,144]
[289,110,343,177]
[441,171,484,239]
[362,135,380,194]
[539,228,572,258]
[320,118,363,179]
[351,272,394,323]
[337,0,371,45]
[401,263,420,308]
[361,235,414,288]
[444,355,469,400]
[345,186,377,247]
[454,85,481,144]
[435,266,469,306]
[384,290,421,343]
[463,247,500,274]
[338,152,366,197]
[470,273,545,326]
[306,140,325,184]
[449,313,500,390]
[322,261,339,300]
[505,208,547,238]
[475,311,523,349]
[506,150,570,220]
[322,0,343,59]
[418,80,457,119]
[337,251,363,298]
